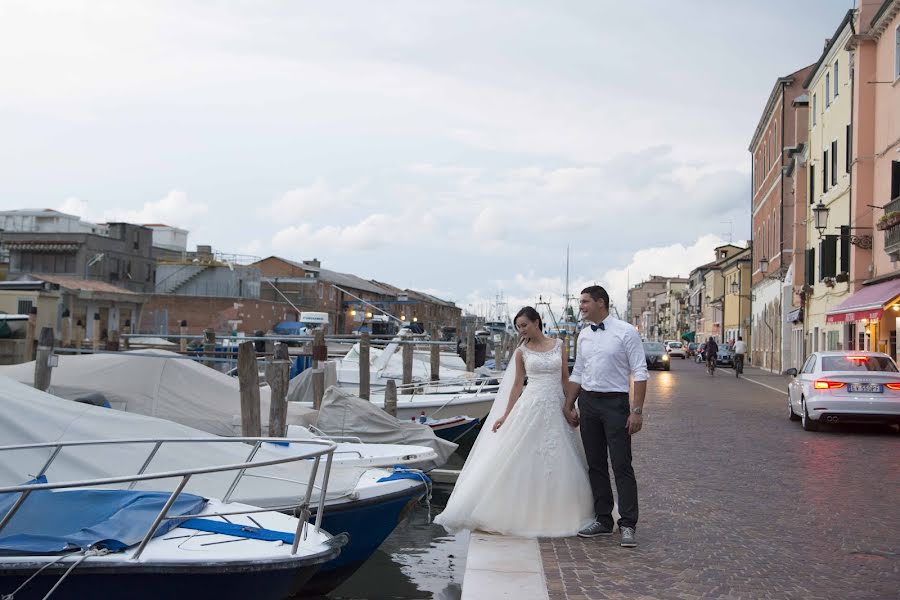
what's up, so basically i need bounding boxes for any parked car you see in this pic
[716,346,734,366]
[642,342,670,371]
[666,341,687,359]
[687,342,699,357]
[786,351,900,431]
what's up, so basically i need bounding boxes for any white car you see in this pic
[786,351,900,431]
[665,341,687,359]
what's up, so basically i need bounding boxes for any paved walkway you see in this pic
[462,533,548,600]
[539,358,899,600]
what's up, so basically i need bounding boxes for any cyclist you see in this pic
[705,336,719,375]
[733,336,747,376]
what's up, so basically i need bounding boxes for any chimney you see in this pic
[303,258,321,268]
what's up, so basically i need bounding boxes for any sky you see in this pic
[0,0,857,322]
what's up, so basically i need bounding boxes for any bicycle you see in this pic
[707,357,716,376]
[734,354,744,378]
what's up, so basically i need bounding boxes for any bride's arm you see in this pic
[559,339,570,386]
[492,349,526,432]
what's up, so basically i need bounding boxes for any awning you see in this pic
[680,331,696,342]
[825,278,900,324]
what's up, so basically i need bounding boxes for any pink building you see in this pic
[826,0,900,356]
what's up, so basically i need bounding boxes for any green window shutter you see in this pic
[806,248,816,287]
[839,226,850,274]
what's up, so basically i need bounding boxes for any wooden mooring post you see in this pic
[466,329,475,372]
[383,379,398,417]
[401,340,413,393]
[61,309,72,348]
[24,307,37,362]
[430,329,440,383]
[33,327,55,391]
[312,329,327,367]
[359,332,371,400]
[74,320,85,355]
[91,313,101,354]
[203,328,216,368]
[179,320,188,353]
[266,343,290,437]
[312,369,325,410]
[237,341,261,437]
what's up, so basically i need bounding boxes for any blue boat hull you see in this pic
[301,481,426,596]
[432,418,481,443]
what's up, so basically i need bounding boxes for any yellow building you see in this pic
[722,248,753,345]
[803,11,856,352]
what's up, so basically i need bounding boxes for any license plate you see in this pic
[849,383,883,393]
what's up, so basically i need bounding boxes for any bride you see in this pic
[434,306,599,537]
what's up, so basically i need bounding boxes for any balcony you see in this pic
[882,196,900,260]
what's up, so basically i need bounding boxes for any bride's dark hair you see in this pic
[514,306,543,332]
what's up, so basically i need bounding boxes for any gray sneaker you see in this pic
[620,527,637,547]
[577,521,613,538]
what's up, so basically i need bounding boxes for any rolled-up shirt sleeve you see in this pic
[624,327,648,382]
[569,334,585,385]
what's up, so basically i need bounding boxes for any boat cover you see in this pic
[0,376,368,509]
[314,387,457,470]
[0,484,206,554]
[0,349,317,436]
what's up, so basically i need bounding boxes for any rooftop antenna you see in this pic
[720,220,734,243]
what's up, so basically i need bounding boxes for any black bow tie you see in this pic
[590,322,605,332]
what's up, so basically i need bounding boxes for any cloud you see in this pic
[261,179,371,221]
[57,197,88,219]
[271,213,393,253]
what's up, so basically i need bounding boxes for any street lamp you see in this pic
[812,201,829,236]
[759,255,769,274]
[812,200,873,248]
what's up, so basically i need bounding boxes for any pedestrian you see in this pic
[564,285,647,548]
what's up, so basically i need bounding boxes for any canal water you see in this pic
[320,481,466,600]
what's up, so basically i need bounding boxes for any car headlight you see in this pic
[662,354,669,361]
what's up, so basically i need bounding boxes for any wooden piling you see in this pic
[74,321,84,355]
[266,343,291,437]
[466,329,475,372]
[179,320,188,353]
[359,332,371,401]
[384,379,398,417]
[237,341,261,437]
[33,327,55,392]
[24,308,37,362]
[430,329,440,383]
[61,309,72,348]
[311,368,325,410]
[401,340,413,393]
[203,328,216,368]
[312,329,327,368]
[91,313,101,354]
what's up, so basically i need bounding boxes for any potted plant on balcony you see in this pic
[876,211,900,230]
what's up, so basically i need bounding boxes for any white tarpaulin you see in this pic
[315,386,457,470]
[0,350,317,437]
[0,376,366,508]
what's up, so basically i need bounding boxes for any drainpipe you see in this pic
[779,80,787,372]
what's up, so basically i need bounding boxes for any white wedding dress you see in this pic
[434,339,595,537]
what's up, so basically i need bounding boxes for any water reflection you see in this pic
[324,485,465,600]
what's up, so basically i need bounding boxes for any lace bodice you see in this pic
[521,339,563,388]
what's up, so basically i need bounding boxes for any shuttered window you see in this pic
[810,164,816,203]
[840,226,850,274]
[823,150,829,193]
[805,248,816,287]
[819,235,838,280]
[831,140,838,186]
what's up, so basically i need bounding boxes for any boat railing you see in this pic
[0,436,338,559]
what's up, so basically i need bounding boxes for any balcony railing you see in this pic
[883,195,900,260]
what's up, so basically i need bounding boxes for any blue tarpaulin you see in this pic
[0,482,207,555]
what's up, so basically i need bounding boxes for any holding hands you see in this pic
[563,406,579,428]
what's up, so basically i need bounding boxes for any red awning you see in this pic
[825,278,900,324]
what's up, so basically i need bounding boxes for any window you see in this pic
[891,161,900,201]
[774,122,778,162]
[819,235,838,280]
[812,93,817,126]
[16,299,33,315]
[895,25,900,80]
[833,60,839,98]
[825,73,831,107]
[764,142,768,170]
[846,124,852,173]
[840,226,850,274]
[810,164,816,203]
[831,140,838,186]
[823,150,829,193]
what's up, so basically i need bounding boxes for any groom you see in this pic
[564,285,647,548]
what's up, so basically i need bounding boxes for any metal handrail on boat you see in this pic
[0,436,338,559]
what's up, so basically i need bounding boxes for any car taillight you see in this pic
[885,383,900,390]
[814,380,846,389]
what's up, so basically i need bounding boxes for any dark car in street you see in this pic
[643,341,670,371]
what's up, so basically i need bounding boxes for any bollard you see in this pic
[237,341,261,437]
[179,320,188,353]
[266,343,290,437]
[33,327,55,392]
[430,329,440,383]
[384,379,398,418]
[401,341,413,393]
[359,332,371,401]
[312,368,325,410]
[466,329,475,372]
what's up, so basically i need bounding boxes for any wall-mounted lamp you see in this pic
[812,200,873,248]
[350,309,357,316]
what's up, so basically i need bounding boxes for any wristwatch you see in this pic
[630,407,643,415]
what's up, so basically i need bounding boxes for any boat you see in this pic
[421,415,481,443]
[0,436,344,600]
[0,377,431,596]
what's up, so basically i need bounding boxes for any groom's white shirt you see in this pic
[570,315,648,393]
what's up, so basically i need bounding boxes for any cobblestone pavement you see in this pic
[540,359,900,600]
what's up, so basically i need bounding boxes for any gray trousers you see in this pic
[578,391,638,530]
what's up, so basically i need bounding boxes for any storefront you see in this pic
[825,279,900,357]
